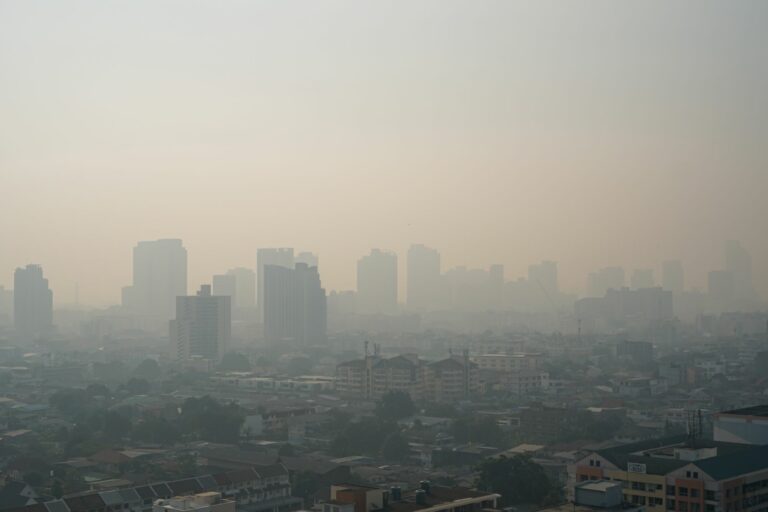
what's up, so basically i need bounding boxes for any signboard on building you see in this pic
[627,462,647,474]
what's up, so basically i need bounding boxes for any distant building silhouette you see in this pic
[212,274,237,300]
[662,260,684,293]
[0,286,13,326]
[122,239,187,321]
[257,248,294,321]
[170,284,231,362]
[13,264,53,341]
[263,263,326,344]
[587,266,625,297]
[406,244,441,312]
[528,260,559,297]
[295,251,319,268]
[708,270,735,310]
[225,267,256,309]
[357,249,398,315]
[724,240,757,303]
[631,268,655,289]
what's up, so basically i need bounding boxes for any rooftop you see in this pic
[717,405,768,418]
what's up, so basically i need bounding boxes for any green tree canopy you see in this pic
[477,455,557,506]
[375,391,415,421]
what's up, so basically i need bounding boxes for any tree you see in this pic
[330,418,398,457]
[134,359,161,380]
[375,391,415,421]
[477,455,556,506]
[451,416,505,447]
[51,480,63,499]
[133,417,181,445]
[219,352,252,372]
[178,396,244,443]
[380,432,410,462]
[123,378,151,395]
[104,410,132,440]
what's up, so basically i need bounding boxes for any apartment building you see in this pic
[573,436,768,512]
[335,353,478,403]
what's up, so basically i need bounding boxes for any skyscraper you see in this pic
[631,268,655,289]
[0,286,13,326]
[225,267,256,309]
[263,263,326,344]
[488,264,505,310]
[13,264,53,340]
[587,266,625,297]
[295,251,319,268]
[662,260,684,293]
[212,274,237,300]
[257,248,294,321]
[170,284,231,361]
[357,249,398,315]
[724,240,756,302]
[406,244,441,312]
[528,261,559,297]
[122,239,187,320]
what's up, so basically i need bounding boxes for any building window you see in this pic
[680,502,688,512]
[706,491,715,501]
[668,486,677,496]
[668,500,676,510]
[680,488,689,497]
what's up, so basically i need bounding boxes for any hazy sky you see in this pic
[1,1,767,306]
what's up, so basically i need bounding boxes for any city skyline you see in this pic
[2,1,768,305]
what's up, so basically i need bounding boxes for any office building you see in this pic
[724,240,757,303]
[295,251,319,268]
[357,249,398,315]
[0,286,13,326]
[631,269,655,289]
[225,267,256,309]
[13,264,53,340]
[257,248,294,320]
[263,263,326,345]
[662,260,685,293]
[122,239,187,320]
[170,285,231,362]
[406,244,441,312]
[587,267,625,297]
[529,260,559,297]
[212,274,237,300]
[488,264,504,310]
[708,270,734,310]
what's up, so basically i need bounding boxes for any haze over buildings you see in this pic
[1,1,767,305]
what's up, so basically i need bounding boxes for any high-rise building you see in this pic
[225,267,256,309]
[122,239,187,320]
[13,264,53,340]
[630,268,655,289]
[170,284,231,361]
[724,240,756,302]
[257,248,294,321]
[295,251,319,268]
[406,244,441,312]
[212,274,237,300]
[0,286,13,326]
[587,267,625,297]
[357,249,398,315]
[528,261,558,297]
[708,270,735,309]
[488,264,505,310]
[263,263,326,344]
[661,260,684,293]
